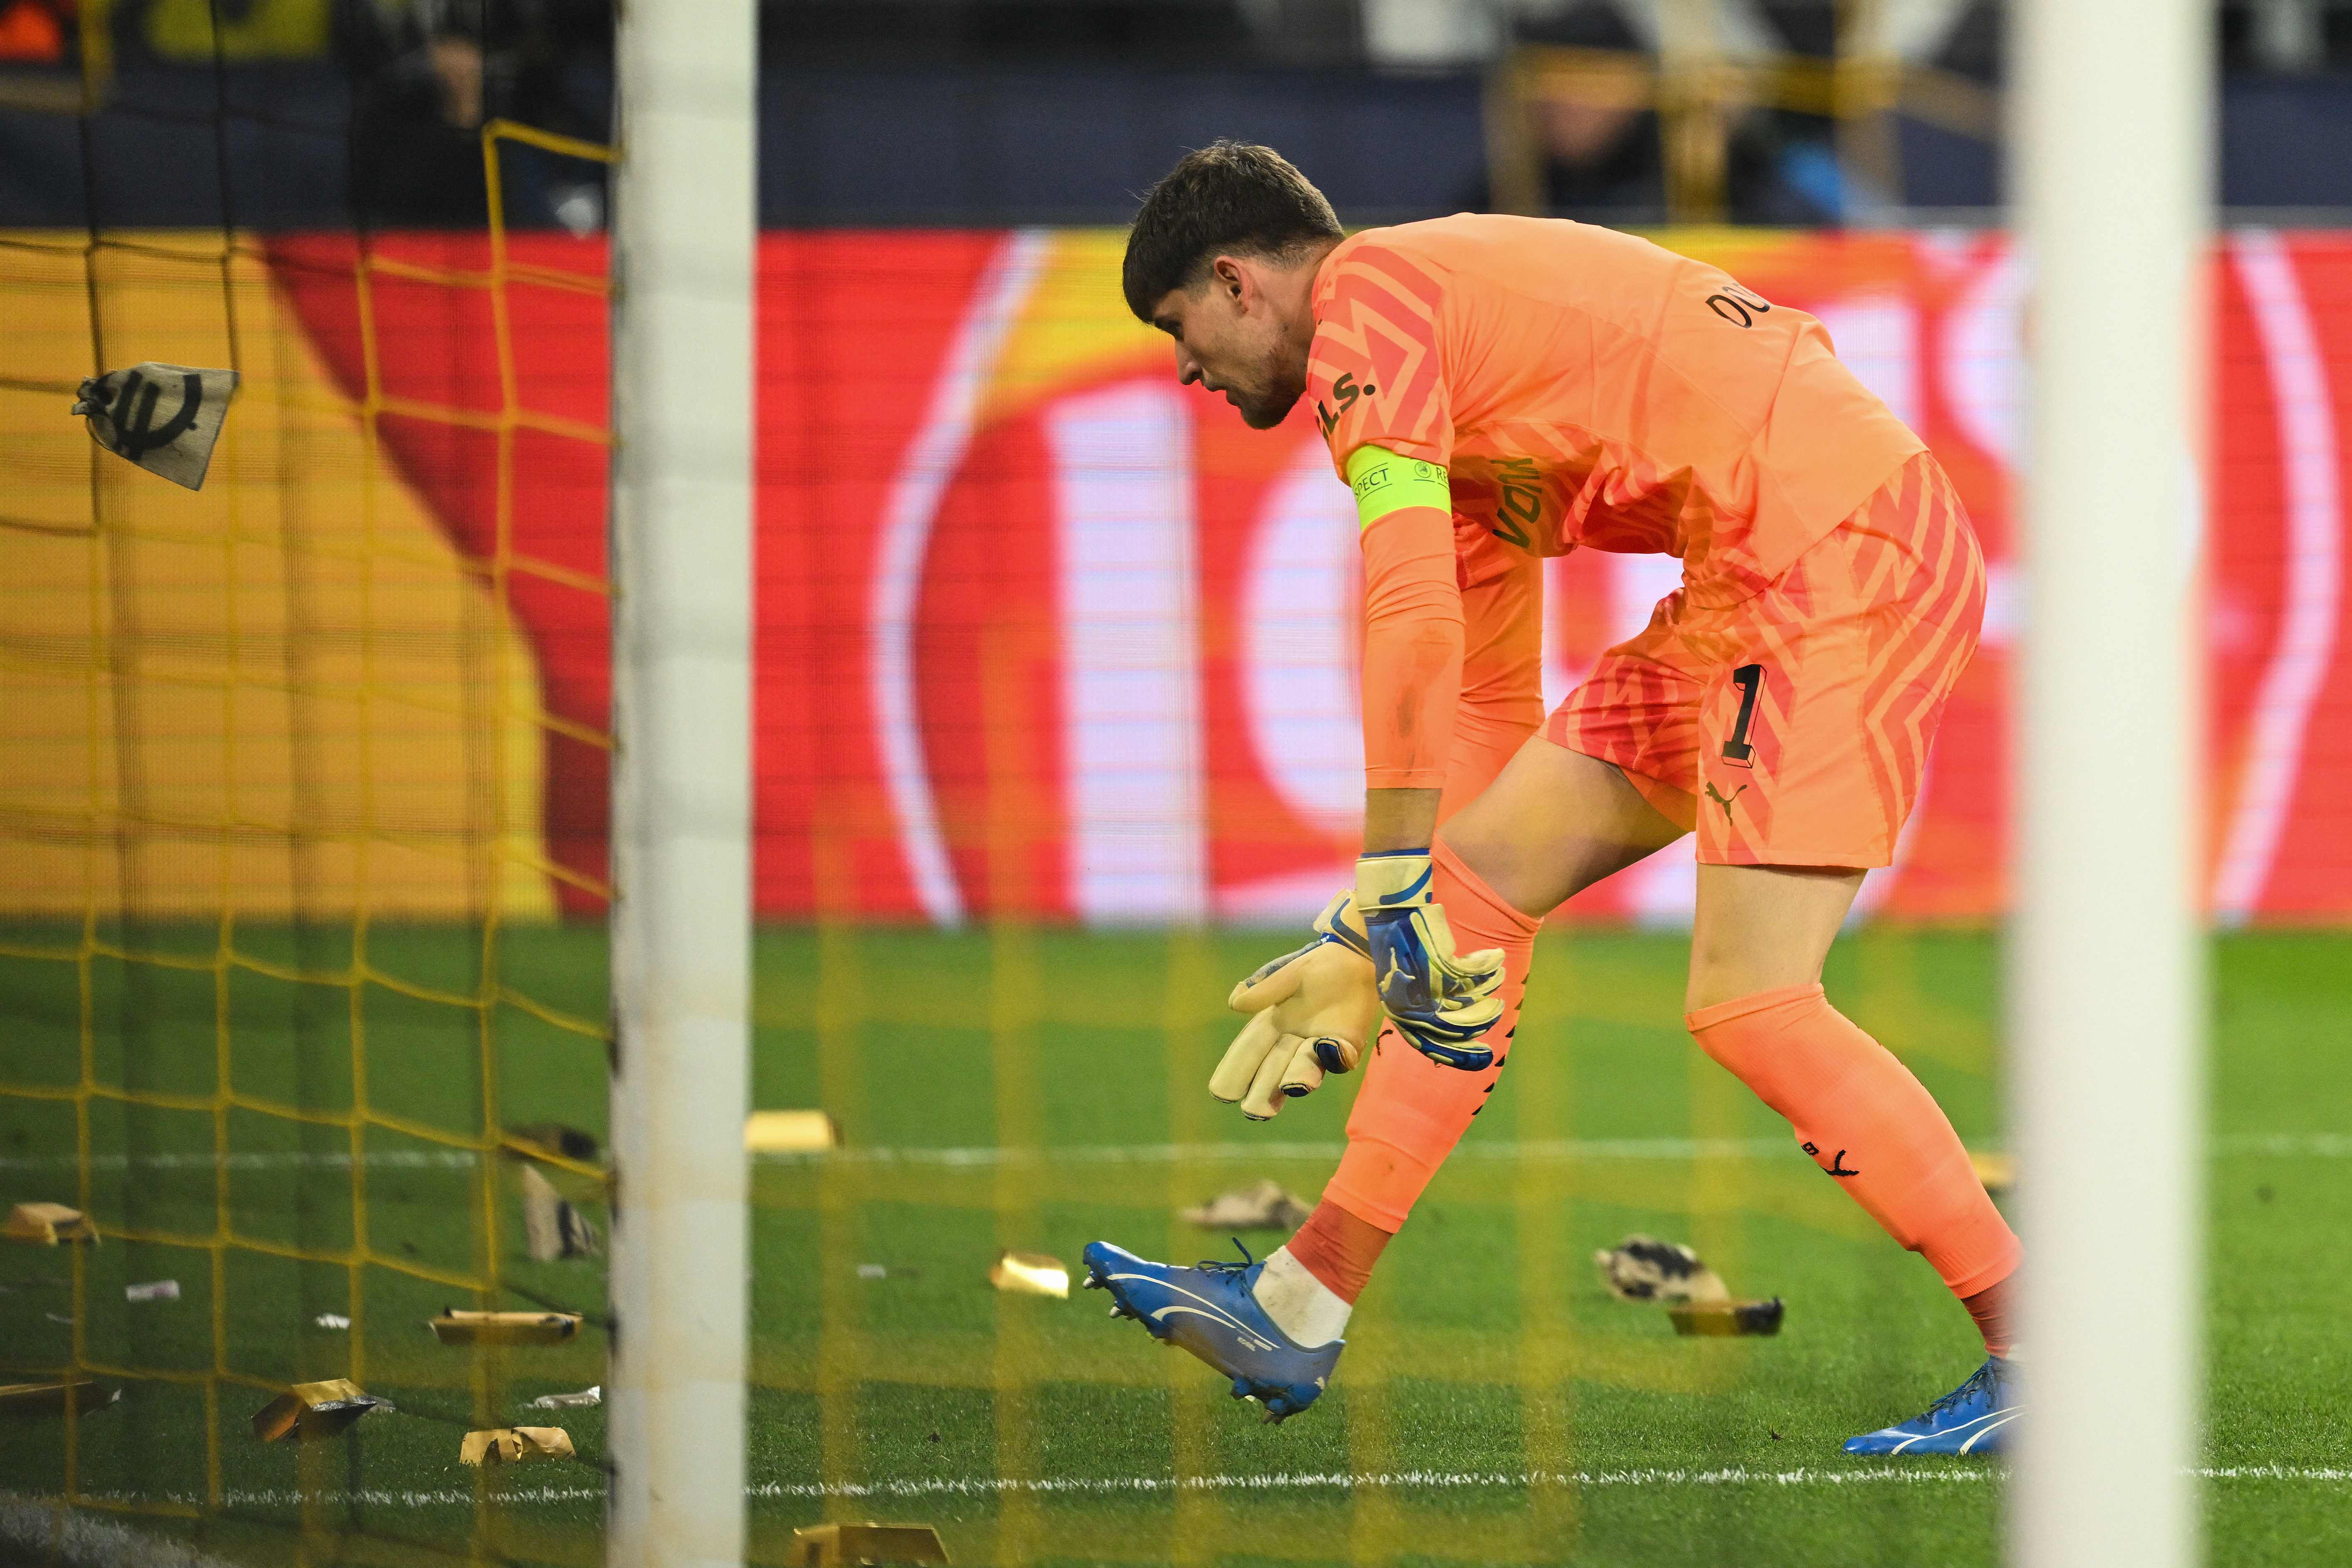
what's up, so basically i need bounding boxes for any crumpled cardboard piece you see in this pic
[429,1307,581,1346]
[1180,1178,1310,1232]
[986,1250,1068,1299]
[1593,1234,1728,1305]
[250,1378,385,1442]
[528,1384,600,1410]
[459,1425,575,1467]
[73,362,239,490]
[0,1379,118,1418]
[789,1521,950,1566]
[519,1164,600,1262]
[5,1202,98,1244]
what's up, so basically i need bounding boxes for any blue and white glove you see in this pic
[1355,850,1506,1070]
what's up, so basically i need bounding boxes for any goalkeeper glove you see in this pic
[1209,891,1378,1121]
[1356,849,1506,1070]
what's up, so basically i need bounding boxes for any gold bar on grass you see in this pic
[789,1521,950,1565]
[0,1380,117,1418]
[744,1109,840,1152]
[5,1202,98,1244]
[987,1250,1068,1299]
[1666,1298,1784,1337]
[459,1425,576,1466]
[250,1378,385,1442]
[429,1308,582,1346]
[1970,1149,2015,1196]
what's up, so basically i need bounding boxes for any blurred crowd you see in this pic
[6,2,2348,82]
[333,0,611,227]
[0,0,610,226]
[4,0,2351,228]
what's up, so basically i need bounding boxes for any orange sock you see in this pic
[1284,1199,1393,1303]
[1686,983,2022,1317]
[1324,840,1538,1234]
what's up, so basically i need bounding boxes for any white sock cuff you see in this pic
[1251,1246,1353,1348]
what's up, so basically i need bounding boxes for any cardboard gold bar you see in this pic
[0,1380,117,1418]
[788,1522,950,1565]
[744,1109,841,1153]
[4,1202,98,1244]
[429,1309,583,1347]
[460,1425,576,1466]
[987,1250,1069,1299]
[1665,1298,1785,1337]
[250,1379,384,1442]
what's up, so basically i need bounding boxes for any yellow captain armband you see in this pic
[1345,444,1449,531]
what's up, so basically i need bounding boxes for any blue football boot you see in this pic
[1081,1239,1342,1423]
[1844,1355,2020,1456]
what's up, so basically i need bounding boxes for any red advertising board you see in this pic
[268,227,2352,925]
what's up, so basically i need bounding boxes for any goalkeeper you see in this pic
[1083,143,2022,1458]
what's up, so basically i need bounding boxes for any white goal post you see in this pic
[606,2,758,1566]
[2012,2,2209,1565]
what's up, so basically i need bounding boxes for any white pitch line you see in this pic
[754,1131,2352,1167]
[0,1132,2346,1174]
[0,1149,478,1174]
[55,1463,2352,1514]
[2211,1132,2352,1159]
[772,1136,1799,1167]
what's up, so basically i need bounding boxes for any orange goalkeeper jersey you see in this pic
[1307,214,1923,789]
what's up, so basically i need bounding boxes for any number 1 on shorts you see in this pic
[1722,662,1764,767]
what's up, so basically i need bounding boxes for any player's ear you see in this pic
[1211,254,1251,309]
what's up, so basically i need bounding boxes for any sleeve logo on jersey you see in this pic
[1315,371,1377,437]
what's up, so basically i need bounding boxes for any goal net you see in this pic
[0,11,613,1561]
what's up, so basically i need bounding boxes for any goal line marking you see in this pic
[772,1131,2352,1167]
[0,1131,2345,1174]
[55,1463,2352,1513]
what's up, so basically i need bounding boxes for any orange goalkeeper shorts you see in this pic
[1546,451,1986,868]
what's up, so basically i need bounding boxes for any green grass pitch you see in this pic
[0,924,2347,1566]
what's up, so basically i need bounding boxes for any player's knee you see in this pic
[1684,945,1778,1016]
[1685,972,1744,1017]
[1432,812,1516,902]
[1435,809,1620,918]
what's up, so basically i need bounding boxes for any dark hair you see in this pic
[1122,141,1342,320]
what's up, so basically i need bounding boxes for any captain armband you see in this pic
[1345,443,1449,531]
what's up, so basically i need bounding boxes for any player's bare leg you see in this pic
[1438,736,1687,918]
[1686,862,1863,1011]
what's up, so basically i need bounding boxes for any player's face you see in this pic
[1150,264,1307,431]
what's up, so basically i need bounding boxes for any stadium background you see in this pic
[6,3,2352,1567]
[18,230,2352,924]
